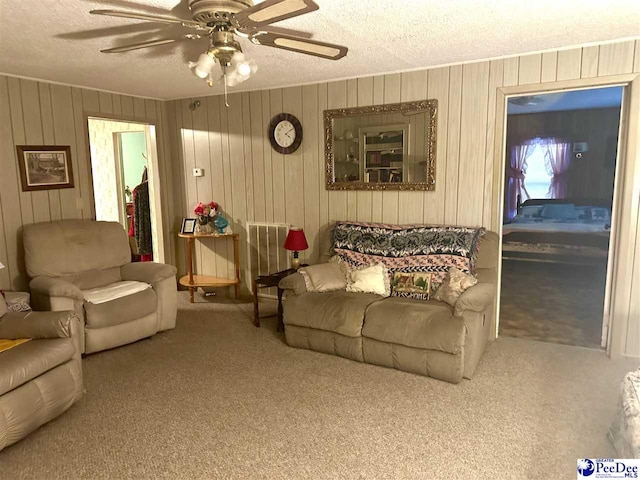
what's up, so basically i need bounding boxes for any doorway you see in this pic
[87,117,164,263]
[497,86,624,349]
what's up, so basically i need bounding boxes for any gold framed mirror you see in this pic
[324,100,437,191]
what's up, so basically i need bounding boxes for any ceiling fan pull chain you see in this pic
[224,73,230,108]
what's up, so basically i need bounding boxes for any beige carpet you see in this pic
[1,292,636,479]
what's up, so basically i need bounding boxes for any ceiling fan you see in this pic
[509,95,546,106]
[91,0,348,98]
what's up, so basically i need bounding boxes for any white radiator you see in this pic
[246,222,290,296]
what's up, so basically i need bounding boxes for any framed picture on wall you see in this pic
[16,145,74,191]
[180,218,197,235]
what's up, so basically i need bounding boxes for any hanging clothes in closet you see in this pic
[133,167,153,262]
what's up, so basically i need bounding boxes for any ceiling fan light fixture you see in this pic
[237,62,251,76]
[190,51,217,78]
[230,51,257,79]
[90,0,348,103]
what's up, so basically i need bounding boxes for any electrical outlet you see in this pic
[193,168,204,177]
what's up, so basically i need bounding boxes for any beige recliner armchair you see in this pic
[23,220,177,354]
[0,295,83,451]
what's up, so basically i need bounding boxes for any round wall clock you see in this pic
[268,113,303,154]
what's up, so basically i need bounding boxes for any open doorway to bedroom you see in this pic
[498,86,623,349]
[87,117,164,264]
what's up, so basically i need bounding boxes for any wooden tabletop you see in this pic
[178,232,237,239]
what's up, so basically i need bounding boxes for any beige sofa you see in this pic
[23,220,177,354]
[0,295,82,451]
[280,232,499,384]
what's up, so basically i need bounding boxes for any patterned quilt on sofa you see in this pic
[332,221,485,297]
[609,367,640,458]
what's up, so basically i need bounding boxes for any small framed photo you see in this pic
[181,218,196,235]
[16,145,74,191]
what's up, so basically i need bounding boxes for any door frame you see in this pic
[84,113,166,264]
[490,73,640,359]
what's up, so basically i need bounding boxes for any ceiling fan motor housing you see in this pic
[189,0,254,24]
[209,30,242,65]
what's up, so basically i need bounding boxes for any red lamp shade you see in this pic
[283,228,308,251]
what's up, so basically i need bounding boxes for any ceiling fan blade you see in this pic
[90,0,190,17]
[100,34,201,53]
[90,9,205,30]
[57,22,165,40]
[236,25,313,40]
[233,0,319,29]
[250,32,347,60]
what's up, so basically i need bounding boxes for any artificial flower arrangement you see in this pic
[194,201,219,219]
[193,201,220,233]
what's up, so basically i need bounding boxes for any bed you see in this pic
[502,199,612,263]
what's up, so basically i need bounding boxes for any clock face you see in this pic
[274,120,296,148]
[268,113,303,154]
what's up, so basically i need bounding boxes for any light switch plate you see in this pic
[193,168,204,177]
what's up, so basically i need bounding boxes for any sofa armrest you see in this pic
[454,282,495,317]
[30,276,84,301]
[279,273,307,296]
[0,310,78,339]
[475,267,497,285]
[121,262,177,285]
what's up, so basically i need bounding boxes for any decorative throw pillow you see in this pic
[346,264,391,297]
[432,266,477,307]
[3,292,31,313]
[591,207,610,222]
[328,255,349,281]
[7,300,31,313]
[391,272,432,300]
[298,263,347,293]
[540,203,578,220]
[520,205,543,219]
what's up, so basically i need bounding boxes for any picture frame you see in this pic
[180,218,197,235]
[16,145,74,191]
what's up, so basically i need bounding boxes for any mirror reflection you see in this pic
[325,100,437,190]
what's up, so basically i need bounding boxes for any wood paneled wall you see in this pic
[0,75,176,291]
[0,40,637,356]
[168,39,640,357]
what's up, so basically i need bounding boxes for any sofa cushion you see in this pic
[0,338,75,396]
[84,287,157,329]
[362,297,464,354]
[283,291,382,337]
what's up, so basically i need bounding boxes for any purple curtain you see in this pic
[506,142,535,220]
[544,139,572,198]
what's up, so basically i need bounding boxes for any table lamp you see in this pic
[283,227,308,270]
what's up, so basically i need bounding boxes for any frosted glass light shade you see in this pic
[191,53,216,79]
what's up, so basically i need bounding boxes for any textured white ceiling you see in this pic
[0,0,639,100]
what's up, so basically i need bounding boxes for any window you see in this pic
[523,143,553,200]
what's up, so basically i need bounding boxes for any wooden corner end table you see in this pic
[253,265,307,331]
